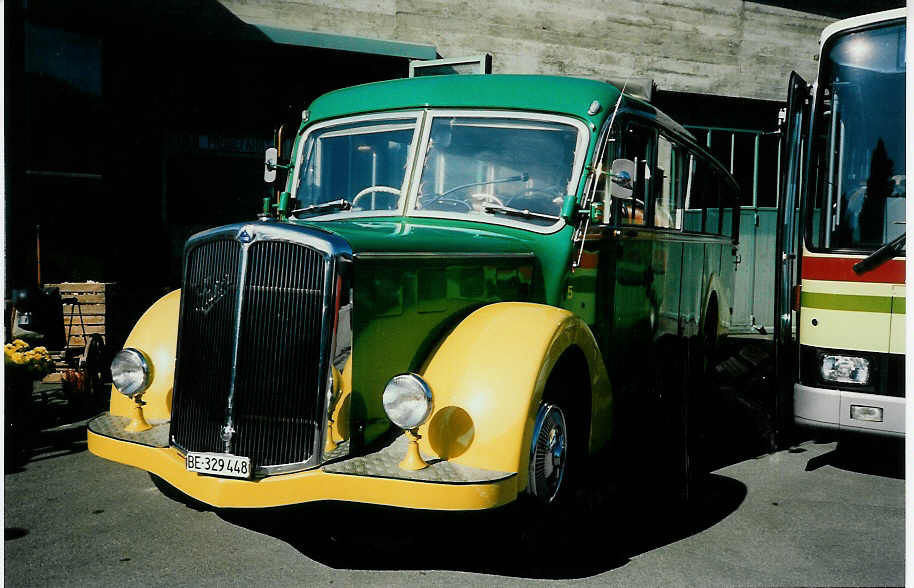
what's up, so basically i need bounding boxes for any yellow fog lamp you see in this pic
[111,348,153,433]
[382,373,434,471]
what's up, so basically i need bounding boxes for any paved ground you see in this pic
[4,432,904,587]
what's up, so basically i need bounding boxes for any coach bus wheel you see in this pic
[527,402,569,505]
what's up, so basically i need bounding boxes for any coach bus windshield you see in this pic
[809,21,906,252]
[412,114,583,228]
[292,115,420,217]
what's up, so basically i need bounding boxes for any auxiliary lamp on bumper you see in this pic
[110,348,153,432]
[382,373,434,470]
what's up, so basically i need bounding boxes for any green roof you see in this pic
[306,75,623,124]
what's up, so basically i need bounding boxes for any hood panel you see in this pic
[292,217,536,256]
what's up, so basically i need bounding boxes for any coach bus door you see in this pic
[774,71,809,441]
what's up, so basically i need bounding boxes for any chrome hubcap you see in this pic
[528,403,567,503]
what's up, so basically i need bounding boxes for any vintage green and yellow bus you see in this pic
[88,73,739,511]
[778,8,905,437]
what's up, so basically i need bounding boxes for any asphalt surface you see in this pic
[4,432,904,587]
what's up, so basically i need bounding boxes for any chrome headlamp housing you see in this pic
[382,373,434,430]
[111,348,151,397]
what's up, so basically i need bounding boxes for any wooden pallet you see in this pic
[49,282,111,350]
[42,282,113,383]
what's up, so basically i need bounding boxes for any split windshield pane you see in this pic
[413,116,580,227]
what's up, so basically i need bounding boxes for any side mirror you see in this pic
[264,147,278,184]
[609,158,635,200]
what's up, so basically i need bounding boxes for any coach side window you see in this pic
[655,134,684,229]
[618,123,655,225]
[720,176,739,237]
[685,155,721,234]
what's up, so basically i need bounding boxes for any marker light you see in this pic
[382,373,433,430]
[850,405,883,423]
[820,354,870,385]
[111,348,151,397]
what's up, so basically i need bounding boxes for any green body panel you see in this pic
[349,255,536,444]
[292,216,574,305]
[291,216,574,446]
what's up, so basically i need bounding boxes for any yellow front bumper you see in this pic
[87,414,518,510]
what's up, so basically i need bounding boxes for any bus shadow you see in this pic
[804,436,904,479]
[217,473,746,579]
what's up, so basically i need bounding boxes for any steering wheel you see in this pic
[469,193,505,209]
[352,185,401,209]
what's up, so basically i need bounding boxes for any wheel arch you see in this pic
[702,273,724,341]
[415,302,612,489]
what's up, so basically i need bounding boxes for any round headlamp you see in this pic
[382,373,433,430]
[111,348,151,398]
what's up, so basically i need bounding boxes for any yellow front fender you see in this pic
[415,302,611,489]
[108,290,180,423]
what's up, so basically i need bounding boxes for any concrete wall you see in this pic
[219,0,833,101]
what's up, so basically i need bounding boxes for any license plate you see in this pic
[186,452,251,479]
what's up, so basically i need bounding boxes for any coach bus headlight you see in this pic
[111,348,152,397]
[383,373,434,430]
[383,374,434,471]
[820,354,870,385]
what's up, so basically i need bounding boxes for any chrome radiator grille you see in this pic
[170,233,331,471]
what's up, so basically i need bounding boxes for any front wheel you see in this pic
[526,403,569,505]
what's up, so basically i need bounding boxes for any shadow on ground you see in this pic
[5,436,88,474]
[208,339,775,578]
[803,436,904,479]
[216,472,746,579]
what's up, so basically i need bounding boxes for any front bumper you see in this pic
[794,383,905,438]
[88,413,517,510]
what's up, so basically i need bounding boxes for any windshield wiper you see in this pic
[291,198,352,217]
[483,205,559,222]
[853,232,906,275]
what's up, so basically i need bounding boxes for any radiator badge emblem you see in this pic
[221,424,236,453]
[238,229,253,244]
[194,273,232,315]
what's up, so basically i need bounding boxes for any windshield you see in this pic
[412,116,580,228]
[808,21,906,252]
[293,115,419,215]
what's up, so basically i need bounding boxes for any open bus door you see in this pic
[774,71,809,443]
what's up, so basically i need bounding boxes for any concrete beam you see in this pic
[220,0,833,101]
